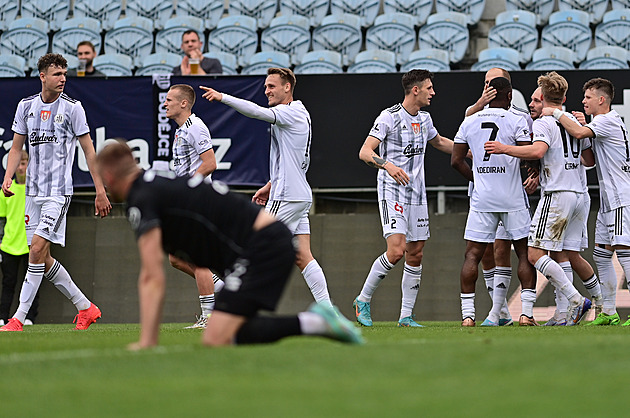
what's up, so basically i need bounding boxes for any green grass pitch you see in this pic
[1,321,628,417]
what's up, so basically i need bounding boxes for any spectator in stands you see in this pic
[172,30,222,76]
[67,41,105,77]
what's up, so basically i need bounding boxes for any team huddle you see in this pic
[2,52,628,349]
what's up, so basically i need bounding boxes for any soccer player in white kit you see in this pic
[543,78,630,326]
[485,72,602,326]
[164,84,225,329]
[199,68,333,308]
[354,69,456,327]
[1,53,111,331]
[451,77,537,327]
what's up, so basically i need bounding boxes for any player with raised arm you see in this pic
[0,53,111,332]
[451,77,537,327]
[354,69,456,327]
[200,68,333,308]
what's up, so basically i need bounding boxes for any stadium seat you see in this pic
[279,0,331,27]
[471,47,521,71]
[435,0,486,25]
[365,13,417,65]
[294,50,344,73]
[208,16,259,68]
[595,9,630,51]
[0,0,19,31]
[135,52,182,75]
[20,0,70,32]
[505,0,555,26]
[52,18,102,59]
[418,12,469,63]
[579,45,630,69]
[155,16,205,55]
[348,49,397,73]
[93,53,134,76]
[0,18,49,69]
[241,51,291,74]
[104,17,154,68]
[175,0,224,30]
[125,0,174,30]
[541,10,592,62]
[558,0,609,24]
[383,0,434,26]
[0,54,26,77]
[330,0,381,27]
[228,0,278,30]
[488,10,538,63]
[204,51,238,74]
[612,0,630,9]
[525,46,576,70]
[312,13,363,66]
[73,0,123,31]
[261,15,311,66]
[401,48,451,72]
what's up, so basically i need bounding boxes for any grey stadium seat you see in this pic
[365,13,417,65]
[541,10,592,63]
[261,15,312,66]
[418,12,469,64]
[207,16,259,68]
[73,0,123,31]
[488,10,538,63]
[294,50,344,74]
[0,18,49,69]
[401,48,451,72]
[104,17,155,68]
[52,18,102,59]
[312,13,362,66]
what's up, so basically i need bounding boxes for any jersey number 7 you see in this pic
[482,122,499,161]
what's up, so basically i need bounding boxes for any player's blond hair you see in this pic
[267,67,296,94]
[170,84,196,108]
[537,71,567,105]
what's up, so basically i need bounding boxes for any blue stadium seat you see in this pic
[93,53,134,76]
[155,16,205,55]
[435,0,486,25]
[579,45,630,69]
[418,12,469,63]
[73,0,123,31]
[125,0,174,30]
[241,51,291,74]
[401,48,451,72]
[525,46,576,70]
[279,0,330,27]
[135,52,182,75]
[558,0,609,24]
[0,54,26,77]
[383,0,434,26]
[471,47,521,71]
[365,13,417,65]
[541,10,592,62]
[0,0,19,31]
[505,0,555,26]
[612,0,630,9]
[175,0,225,30]
[52,18,102,58]
[0,18,49,69]
[595,9,630,51]
[330,0,381,27]
[104,17,154,68]
[348,49,397,73]
[312,13,363,66]
[20,0,70,32]
[261,15,311,66]
[207,16,259,67]
[488,10,538,63]
[228,0,278,30]
[204,51,238,74]
[294,50,344,73]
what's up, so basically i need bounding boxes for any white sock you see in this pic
[483,267,495,300]
[199,294,215,317]
[582,274,602,302]
[557,261,572,316]
[616,250,630,293]
[400,263,421,320]
[358,253,393,303]
[534,255,580,304]
[297,311,327,334]
[489,266,511,321]
[593,247,616,314]
[14,263,45,323]
[45,260,90,311]
[461,293,475,321]
[212,274,225,293]
[520,288,536,318]
[301,260,332,307]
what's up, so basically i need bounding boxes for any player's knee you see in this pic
[202,329,233,347]
[387,248,405,264]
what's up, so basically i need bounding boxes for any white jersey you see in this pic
[534,113,591,193]
[587,110,630,211]
[369,103,438,205]
[268,100,312,202]
[455,107,530,212]
[172,113,213,178]
[12,93,90,197]
[509,103,534,134]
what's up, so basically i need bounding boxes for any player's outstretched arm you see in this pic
[200,86,275,123]
[359,136,409,185]
[78,133,112,218]
[252,181,271,205]
[485,140,548,160]
[465,84,497,117]
[541,108,594,139]
[428,134,456,154]
[450,143,473,182]
[2,134,26,197]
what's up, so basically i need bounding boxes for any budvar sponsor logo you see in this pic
[403,143,423,157]
[30,131,58,145]
[157,92,171,159]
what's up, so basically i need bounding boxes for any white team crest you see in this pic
[411,123,421,135]
[40,110,51,121]
[54,114,64,124]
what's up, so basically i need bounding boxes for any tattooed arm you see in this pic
[359,135,410,185]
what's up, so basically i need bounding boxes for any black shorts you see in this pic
[214,221,296,317]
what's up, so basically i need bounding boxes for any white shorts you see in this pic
[25,195,71,247]
[529,191,589,252]
[378,200,429,242]
[464,209,531,243]
[266,200,311,235]
[595,206,630,247]
[495,221,511,240]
